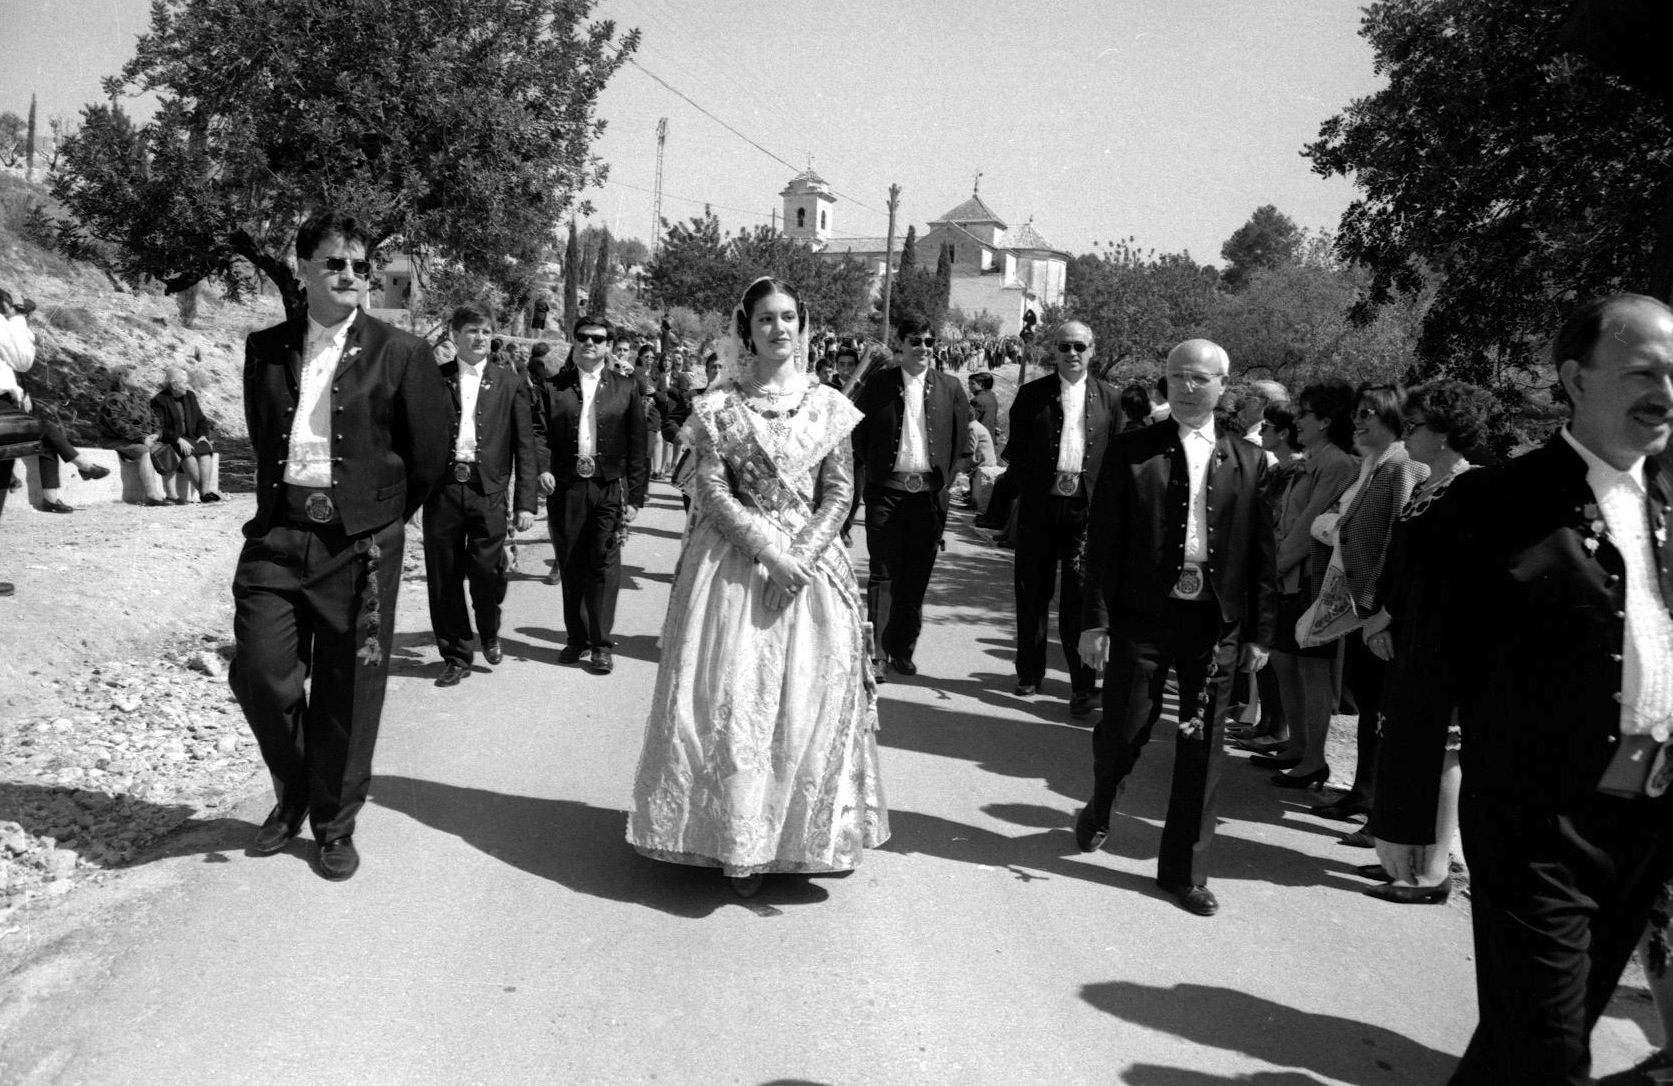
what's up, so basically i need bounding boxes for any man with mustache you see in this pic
[1375,294,1673,1084]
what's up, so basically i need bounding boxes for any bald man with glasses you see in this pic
[1075,338,1277,916]
[1003,321,1122,714]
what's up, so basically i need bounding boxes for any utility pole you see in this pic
[651,117,667,255]
[880,183,901,339]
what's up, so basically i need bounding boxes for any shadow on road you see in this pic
[1084,977,1452,1077]
[511,625,661,665]
[371,774,830,918]
[1083,981,1455,1085]
[1119,1068,1325,1085]
[878,699,1370,891]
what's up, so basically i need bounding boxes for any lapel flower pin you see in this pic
[1580,502,1607,556]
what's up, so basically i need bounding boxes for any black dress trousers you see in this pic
[229,516,403,842]
[422,476,509,665]
[863,484,944,663]
[1449,790,1673,1085]
[1090,598,1239,887]
[548,476,625,649]
[1012,490,1096,693]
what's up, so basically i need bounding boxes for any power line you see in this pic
[621,56,887,221]
[603,178,893,242]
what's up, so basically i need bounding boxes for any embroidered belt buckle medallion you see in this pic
[903,471,925,494]
[304,492,336,524]
[1053,471,1081,497]
[452,462,472,483]
[576,454,596,479]
[1173,561,1205,600]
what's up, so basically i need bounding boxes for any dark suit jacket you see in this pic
[1001,374,1121,507]
[1374,438,1673,838]
[242,311,451,538]
[531,363,649,507]
[851,366,972,491]
[151,390,213,447]
[440,357,538,514]
[1081,419,1279,646]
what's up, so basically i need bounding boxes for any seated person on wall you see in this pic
[151,363,222,503]
[96,375,170,506]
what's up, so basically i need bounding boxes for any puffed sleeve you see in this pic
[789,438,855,565]
[691,448,777,561]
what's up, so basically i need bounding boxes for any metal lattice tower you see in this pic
[651,118,668,254]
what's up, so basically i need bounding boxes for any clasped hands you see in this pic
[759,543,812,612]
[1077,629,1270,673]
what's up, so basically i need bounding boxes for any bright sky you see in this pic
[3,0,1384,264]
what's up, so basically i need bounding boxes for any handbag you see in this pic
[1295,545,1369,648]
[0,400,43,461]
[150,443,182,475]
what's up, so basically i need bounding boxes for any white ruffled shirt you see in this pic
[1562,428,1673,739]
[893,369,930,473]
[1056,375,1087,473]
[284,312,355,487]
[454,357,484,462]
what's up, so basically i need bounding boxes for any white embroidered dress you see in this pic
[627,383,889,876]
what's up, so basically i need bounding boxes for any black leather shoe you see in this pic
[251,804,306,855]
[1014,682,1039,697]
[591,648,614,674]
[1248,755,1301,771]
[1312,796,1372,821]
[1069,691,1095,717]
[483,639,503,665]
[557,645,590,664]
[888,655,917,677]
[435,661,468,687]
[79,462,111,480]
[1074,805,1108,853]
[318,836,360,881]
[41,499,75,513]
[1355,863,1392,882]
[200,492,222,502]
[1363,881,1448,905]
[144,498,170,508]
[0,582,13,597]
[1157,880,1219,916]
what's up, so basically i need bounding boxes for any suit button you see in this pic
[1608,734,1619,744]
[1608,574,1621,585]
[1613,692,1624,703]
[335,434,343,441]
[1611,653,1624,662]
[336,406,344,413]
[1616,610,1626,619]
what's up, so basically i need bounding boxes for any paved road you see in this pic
[0,483,1658,1084]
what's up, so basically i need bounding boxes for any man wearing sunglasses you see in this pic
[531,315,649,675]
[851,312,972,681]
[232,210,451,881]
[1075,338,1277,916]
[1003,321,1122,715]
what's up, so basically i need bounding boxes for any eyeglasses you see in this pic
[1402,418,1430,436]
[1057,342,1090,354]
[905,335,935,347]
[574,333,609,345]
[1167,371,1223,391]
[318,256,372,278]
[1354,407,1381,421]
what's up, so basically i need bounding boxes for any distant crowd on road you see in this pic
[5,211,1673,1086]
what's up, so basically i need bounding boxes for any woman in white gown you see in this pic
[627,277,889,897]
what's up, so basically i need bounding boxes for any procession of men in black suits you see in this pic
[423,302,538,688]
[211,207,1673,1083]
[852,313,972,681]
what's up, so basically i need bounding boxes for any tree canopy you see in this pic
[1219,205,1303,292]
[643,209,873,332]
[1305,0,1673,387]
[1063,240,1220,366]
[47,0,637,316]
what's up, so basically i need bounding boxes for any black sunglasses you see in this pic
[574,333,609,345]
[319,256,373,278]
[1057,342,1090,353]
[905,335,935,347]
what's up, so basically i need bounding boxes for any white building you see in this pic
[782,171,1068,336]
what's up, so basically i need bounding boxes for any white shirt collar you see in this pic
[1562,426,1647,496]
[457,356,485,376]
[1175,416,1216,445]
[307,310,354,346]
